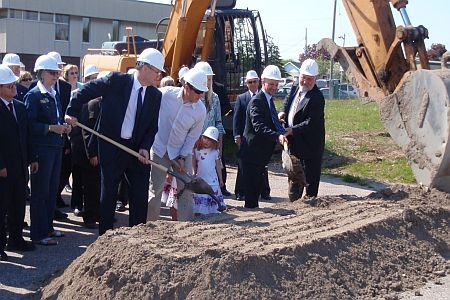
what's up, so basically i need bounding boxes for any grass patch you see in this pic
[323,100,415,184]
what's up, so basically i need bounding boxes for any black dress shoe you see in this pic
[7,240,36,251]
[235,194,245,201]
[0,251,8,261]
[83,221,98,229]
[116,202,126,212]
[221,188,232,196]
[261,194,272,201]
[54,209,69,220]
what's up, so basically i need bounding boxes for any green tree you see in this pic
[267,35,286,76]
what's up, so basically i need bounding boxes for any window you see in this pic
[112,20,120,41]
[24,11,38,21]
[0,9,7,19]
[82,17,90,43]
[55,14,69,41]
[40,12,53,22]
[9,9,22,19]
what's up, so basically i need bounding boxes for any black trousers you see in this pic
[99,143,150,235]
[235,157,270,197]
[57,149,72,205]
[0,175,27,250]
[242,161,267,208]
[72,163,100,222]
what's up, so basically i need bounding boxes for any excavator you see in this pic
[82,0,267,102]
[318,0,450,192]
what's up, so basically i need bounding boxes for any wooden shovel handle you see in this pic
[283,141,289,151]
[75,121,168,173]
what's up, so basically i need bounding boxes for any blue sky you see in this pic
[146,0,449,60]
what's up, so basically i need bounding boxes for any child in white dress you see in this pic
[192,126,226,215]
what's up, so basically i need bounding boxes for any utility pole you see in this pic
[305,27,308,52]
[329,0,337,99]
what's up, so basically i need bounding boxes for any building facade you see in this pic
[0,0,171,71]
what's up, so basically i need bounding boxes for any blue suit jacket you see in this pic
[233,91,252,138]
[0,99,35,179]
[241,91,279,166]
[66,72,161,164]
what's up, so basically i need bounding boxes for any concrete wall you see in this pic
[0,0,171,68]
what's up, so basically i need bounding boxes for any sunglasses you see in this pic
[186,83,204,95]
[69,71,78,75]
[247,80,258,84]
[45,70,60,76]
[0,83,16,89]
[85,75,97,81]
[21,78,32,82]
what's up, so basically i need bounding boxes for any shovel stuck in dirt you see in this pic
[75,122,218,200]
[282,141,307,187]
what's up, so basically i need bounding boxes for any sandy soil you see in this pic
[40,185,449,299]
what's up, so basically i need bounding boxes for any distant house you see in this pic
[283,61,301,78]
[0,0,171,71]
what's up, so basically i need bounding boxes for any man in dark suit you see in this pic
[65,48,164,235]
[232,70,271,201]
[240,65,288,208]
[2,53,27,102]
[279,59,325,200]
[0,66,38,261]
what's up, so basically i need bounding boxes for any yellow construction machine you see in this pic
[319,0,450,192]
[82,0,267,101]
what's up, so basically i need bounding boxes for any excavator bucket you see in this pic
[319,38,450,192]
[380,69,450,191]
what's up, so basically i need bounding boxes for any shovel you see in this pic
[282,141,307,187]
[75,121,219,200]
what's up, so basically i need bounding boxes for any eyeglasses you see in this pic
[45,70,60,76]
[0,83,16,89]
[186,83,204,95]
[247,80,258,84]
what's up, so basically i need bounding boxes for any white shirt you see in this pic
[152,86,206,160]
[288,88,307,127]
[120,73,146,139]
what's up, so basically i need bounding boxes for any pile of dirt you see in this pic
[40,186,449,299]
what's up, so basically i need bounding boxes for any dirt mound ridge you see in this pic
[41,186,449,299]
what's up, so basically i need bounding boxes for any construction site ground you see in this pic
[0,163,449,299]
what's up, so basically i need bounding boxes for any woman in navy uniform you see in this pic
[25,55,71,246]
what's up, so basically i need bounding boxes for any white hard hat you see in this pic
[245,70,259,81]
[183,69,209,92]
[178,66,189,79]
[194,61,214,76]
[137,48,165,72]
[47,51,66,65]
[34,55,61,72]
[0,65,19,84]
[261,65,282,81]
[84,64,99,78]
[202,126,219,142]
[97,70,111,79]
[2,53,21,66]
[300,58,319,76]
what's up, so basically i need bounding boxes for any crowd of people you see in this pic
[0,48,325,262]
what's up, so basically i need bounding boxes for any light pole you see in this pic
[338,33,346,47]
[329,0,337,99]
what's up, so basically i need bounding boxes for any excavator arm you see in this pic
[319,0,450,192]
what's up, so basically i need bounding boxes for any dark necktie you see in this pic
[268,96,286,134]
[7,102,16,121]
[133,87,143,138]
